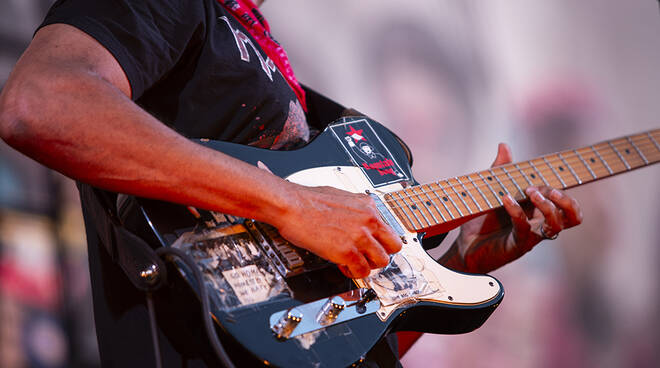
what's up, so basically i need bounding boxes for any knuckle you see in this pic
[339,247,360,263]
[549,220,562,232]
[570,197,580,209]
[374,254,389,268]
[354,266,370,278]
[390,239,403,253]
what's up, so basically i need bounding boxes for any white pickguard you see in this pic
[286,166,502,321]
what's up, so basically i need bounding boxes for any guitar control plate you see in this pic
[269,288,381,340]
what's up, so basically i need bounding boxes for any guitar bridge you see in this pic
[245,220,331,278]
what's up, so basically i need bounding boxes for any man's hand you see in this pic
[275,185,402,279]
[440,143,583,274]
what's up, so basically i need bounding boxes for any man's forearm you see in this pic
[0,61,293,226]
[0,24,404,278]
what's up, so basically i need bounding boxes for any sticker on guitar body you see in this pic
[330,119,409,187]
[222,265,271,305]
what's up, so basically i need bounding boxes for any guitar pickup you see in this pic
[269,288,381,340]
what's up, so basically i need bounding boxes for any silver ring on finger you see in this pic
[540,226,558,240]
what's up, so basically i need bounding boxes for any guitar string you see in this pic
[385,137,660,209]
[385,135,660,206]
[386,154,660,230]
[385,149,660,224]
[382,138,660,221]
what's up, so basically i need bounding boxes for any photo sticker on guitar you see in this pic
[170,223,292,311]
[330,118,409,187]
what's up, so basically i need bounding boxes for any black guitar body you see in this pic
[120,117,504,367]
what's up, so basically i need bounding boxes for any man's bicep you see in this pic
[27,24,132,98]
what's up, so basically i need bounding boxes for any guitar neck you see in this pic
[384,128,660,234]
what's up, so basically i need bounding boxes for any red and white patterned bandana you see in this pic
[219,0,307,111]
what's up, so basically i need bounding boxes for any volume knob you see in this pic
[272,308,303,339]
[316,296,346,325]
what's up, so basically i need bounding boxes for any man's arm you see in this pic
[0,24,402,278]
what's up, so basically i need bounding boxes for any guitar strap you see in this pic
[77,183,167,292]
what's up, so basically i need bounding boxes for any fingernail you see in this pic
[550,189,562,200]
[525,187,537,195]
[503,194,515,205]
[531,190,544,201]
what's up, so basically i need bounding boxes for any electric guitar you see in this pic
[121,116,659,367]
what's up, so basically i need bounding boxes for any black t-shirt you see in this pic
[41,0,309,149]
[39,0,400,366]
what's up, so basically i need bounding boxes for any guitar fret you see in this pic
[439,184,464,217]
[528,160,550,186]
[447,179,474,214]
[501,166,525,197]
[431,184,456,220]
[627,136,648,165]
[488,169,511,198]
[542,157,566,188]
[468,175,494,208]
[377,128,660,237]
[558,152,582,184]
[456,176,483,212]
[608,141,631,170]
[514,163,533,186]
[478,172,503,205]
[404,190,431,228]
[421,185,446,223]
[393,192,422,229]
[574,149,597,179]
[591,145,613,175]
[648,132,660,152]
[405,192,429,227]
[412,187,439,224]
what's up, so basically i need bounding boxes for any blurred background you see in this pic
[1,0,659,367]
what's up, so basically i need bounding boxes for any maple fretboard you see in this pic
[384,129,660,233]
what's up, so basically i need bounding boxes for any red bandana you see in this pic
[219,0,307,111]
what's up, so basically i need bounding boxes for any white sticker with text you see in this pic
[222,265,271,305]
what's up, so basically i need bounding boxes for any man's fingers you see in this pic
[338,249,371,279]
[360,233,391,269]
[526,187,562,233]
[373,220,403,254]
[502,194,531,236]
[548,188,583,227]
[491,143,513,167]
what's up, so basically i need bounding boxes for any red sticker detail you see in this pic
[361,159,396,175]
[346,126,364,141]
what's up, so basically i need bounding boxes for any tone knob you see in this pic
[316,296,346,325]
[272,308,303,339]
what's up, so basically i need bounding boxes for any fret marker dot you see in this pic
[411,205,417,210]
[625,148,631,154]
[426,201,432,206]
[442,196,448,201]
[461,192,467,197]
[590,158,596,163]
[531,173,536,179]
[559,166,564,171]
[487,176,493,181]
[498,191,504,196]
